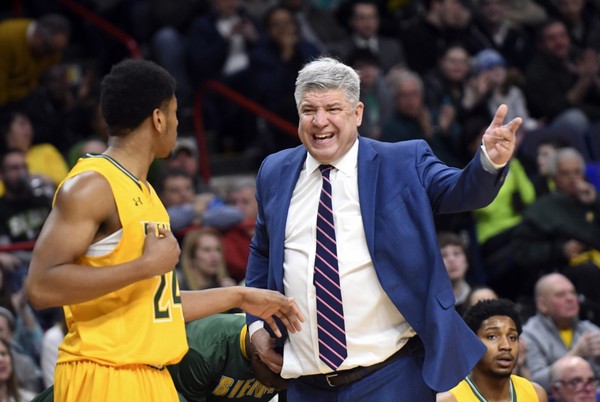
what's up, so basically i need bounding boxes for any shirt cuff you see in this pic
[248,320,265,339]
[480,142,507,173]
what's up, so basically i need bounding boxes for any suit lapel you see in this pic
[272,148,306,288]
[357,138,379,255]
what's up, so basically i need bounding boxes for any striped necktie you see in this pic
[314,164,347,370]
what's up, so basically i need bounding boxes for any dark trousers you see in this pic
[287,348,435,402]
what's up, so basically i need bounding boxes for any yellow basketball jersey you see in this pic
[449,375,539,401]
[56,154,188,367]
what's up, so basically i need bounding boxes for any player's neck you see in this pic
[467,373,514,402]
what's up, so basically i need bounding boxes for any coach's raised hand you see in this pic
[482,104,523,166]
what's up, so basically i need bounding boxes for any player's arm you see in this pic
[26,172,180,309]
[435,391,457,402]
[180,288,303,338]
[532,382,548,402]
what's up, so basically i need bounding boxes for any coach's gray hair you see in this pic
[294,57,360,109]
[546,147,584,177]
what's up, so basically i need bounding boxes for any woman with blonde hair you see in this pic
[179,228,236,291]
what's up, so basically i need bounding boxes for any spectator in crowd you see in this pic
[464,0,533,71]
[522,273,600,392]
[526,138,569,197]
[147,0,209,108]
[179,228,236,290]
[466,286,499,309]
[549,355,598,402]
[170,314,287,401]
[422,44,471,128]
[0,337,36,401]
[327,0,406,74]
[469,108,536,300]
[22,63,102,156]
[156,168,243,235]
[187,0,262,154]
[0,149,52,248]
[220,177,258,283]
[503,0,547,30]
[399,0,471,75]
[437,298,547,401]
[472,49,539,132]
[163,137,214,194]
[0,307,42,393]
[0,13,71,109]
[348,48,393,139]
[513,148,600,307]
[524,19,600,155]
[66,136,108,168]
[438,231,472,314]
[250,4,319,153]
[0,110,68,193]
[381,69,462,167]
[552,0,600,55]
[279,0,347,51]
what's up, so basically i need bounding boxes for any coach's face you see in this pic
[298,89,363,165]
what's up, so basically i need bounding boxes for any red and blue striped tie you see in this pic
[314,164,347,370]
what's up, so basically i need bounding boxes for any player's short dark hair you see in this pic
[463,298,522,335]
[100,59,176,136]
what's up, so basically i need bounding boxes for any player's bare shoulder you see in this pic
[54,171,117,225]
[436,391,457,402]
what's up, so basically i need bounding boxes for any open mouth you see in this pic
[314,133,333,141]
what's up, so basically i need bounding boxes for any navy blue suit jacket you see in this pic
[245,137,507,391]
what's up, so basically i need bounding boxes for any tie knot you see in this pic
[319,164,333,178]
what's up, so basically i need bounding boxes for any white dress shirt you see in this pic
[282,139,414,378]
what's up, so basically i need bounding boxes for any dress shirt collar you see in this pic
[304,136,359,177]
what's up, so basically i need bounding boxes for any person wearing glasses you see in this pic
[436,298,547,402]
[550,356,598,402]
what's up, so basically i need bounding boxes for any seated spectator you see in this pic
[381,69,462,167]
[549,355,598,402]
[465,285,499,309]
[0,337,36,401]
[0,14,71,109]
[66,136,108,168]
[470,111,536,299]
[155,168,243,235]
[327,0,406,74]
[524,19,600,157]
[0,110,68,195]
[399,0,471,75]
[179,228,236,290]
[0,149,53,255]
[513,148,600,307]
[437,298,548,401]
[163,137,213,194]
[472,49,539,132]
[438,231,471,314]
[349,48,393,139]
[463,0,533,71]
[522,273,600,393]
[249,4,319,153]
[0,307,42,393]
[279,0,347,52]
[187,0,262,154]
[220,177,258,283]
